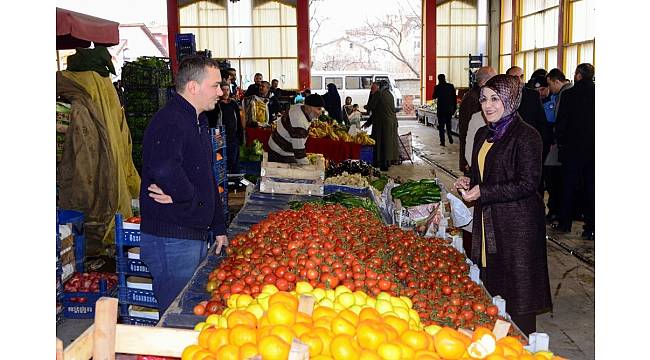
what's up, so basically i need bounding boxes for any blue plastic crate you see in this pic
[116,257,150,277]
[360,145,374,163]
[62,280,117,319]
[210,127,227,150]
[120,315,158,327]
[324,184,370,196]
[175,33,196,44]
[119,286,159,308]
[115,214,142,246]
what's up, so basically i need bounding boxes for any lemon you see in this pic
[353,291,367,306]
[246,303,265,319]
[349,305,363,315]
[534,351,555,360]
[393,307,410,321]
[399,296,413,309]
[296,281,314,294]
[366,297,377,308]
[334,285,352,297]
[375,299,393,314]
[408,319,419,329]
[256,293,270,310]
[376,292,391,301]
[334,303,346,312]
[390,297,407,309]
[217,316,228,328]
[325,289,336,301]
[262,284,279,294]
[205,314,220,326]
[320,298,335,308]
[424,324,441,336]
[194,321,206,331]
[236,294,253,308]
[312,288,326,301]
[336,292,356,308]
[227,294,239,308]
[408,309,420,322]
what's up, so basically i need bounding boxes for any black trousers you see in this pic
[543,165,563,216]
[558,154,595,232]
[437,113,454,144]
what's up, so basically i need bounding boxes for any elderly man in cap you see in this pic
[268,94,325,164]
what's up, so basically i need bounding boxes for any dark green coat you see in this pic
[365,89,399,164]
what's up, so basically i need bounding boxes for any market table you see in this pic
[416,107,460,135]
[245,127,362,163]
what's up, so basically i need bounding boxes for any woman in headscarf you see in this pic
[454,74,552,336]
[341,96,354,125]
[322,83,343,122]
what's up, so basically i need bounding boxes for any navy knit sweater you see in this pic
[139,94,226,240]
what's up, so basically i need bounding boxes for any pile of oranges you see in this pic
[181,288,566,360]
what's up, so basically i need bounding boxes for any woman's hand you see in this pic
[461,185,481,202]
[454,176,471,191]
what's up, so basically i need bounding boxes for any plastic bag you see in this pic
[446,193,472,228]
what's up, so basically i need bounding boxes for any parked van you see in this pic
[310,70,403,113]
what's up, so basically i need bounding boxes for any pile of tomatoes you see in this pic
[202,203,500,330]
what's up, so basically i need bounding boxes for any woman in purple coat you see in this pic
[454,74,552,335]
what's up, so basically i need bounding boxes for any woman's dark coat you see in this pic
[322,84,343,122]
[469,115,552,316]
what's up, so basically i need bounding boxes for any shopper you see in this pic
[270,79,282,98]
[553,63,595,240]
[362,80,399,171]
[342,96,354,126]
[432,74,457,146]
[139,56,228,314]
[226,68,240,100]
[244,72,263,97]
[268,94,325,164]
[348,104,362,129]
[506,66,547,157]
[217,83,244,174]
[454,74,552,336]
[322,83,343,123]
[459,66,496,174]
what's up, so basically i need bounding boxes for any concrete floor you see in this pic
[57,118,594,359]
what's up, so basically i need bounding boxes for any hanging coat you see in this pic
[365,88,399,164]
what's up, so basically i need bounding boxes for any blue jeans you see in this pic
[140,233,207,315]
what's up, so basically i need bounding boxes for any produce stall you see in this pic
[416,105,460,135]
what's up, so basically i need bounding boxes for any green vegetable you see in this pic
[390,179,441,207]
[289,192,381,219]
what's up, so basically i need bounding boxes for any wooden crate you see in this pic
[260,152,325,180]
[259,177,324,196]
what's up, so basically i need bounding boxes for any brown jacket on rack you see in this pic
[469,116,552,317]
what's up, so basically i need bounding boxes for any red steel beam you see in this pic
[167,0,179,75]
[424,0,436,101]
[296,0,310,91]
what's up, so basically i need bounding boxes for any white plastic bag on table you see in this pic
[446,193,472,228]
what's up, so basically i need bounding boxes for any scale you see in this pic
[468,53,484,88]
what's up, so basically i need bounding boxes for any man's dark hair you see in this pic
[576,63,595,81]
[175,55,220,92]
[255,72,263,77]
[531,68,547,78]
[271,79,279,83]
[261,81,271,87]
[438,74,446,82]
[546,68,567,82]
[220,81,230,88]
[227,67,236,73]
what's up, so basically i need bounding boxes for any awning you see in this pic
[56,7,120,50]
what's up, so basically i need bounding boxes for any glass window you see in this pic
[270,59,298,90]
[547,48,557,69]
[345,76,361,90]
[502,0,512,21]
[179,0,227,27]
[500,55,512,74]
[324,77,343,90]
[311,76,323,91]
[564,45,579,76]
[570,0,595,42]
[580,42,594,64]
[361,76,374,89]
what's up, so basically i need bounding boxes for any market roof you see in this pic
[56,7,120,50]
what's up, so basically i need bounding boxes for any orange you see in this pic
[239,343,258,359]
[227,310,258,328]
[207,328,230,353]
[296,311,313,325]
[267,302,296,326]
[381,322,400,341]
[401,329,430,351]
[338,309,359,326]
[214,344,238,360]
[496,337,524,355]
[257,325,273,339]
[258,335,291,360]
[414,350,442,360]
[397,340,416,359]
[268,291,299,311]
[292,322,312,337]
[359,350,382,360]
[259,314,271,328]
[314,316,334,330]
[313,306,338,321]
[383,315,409,335]
[330,334,361,360]
[313,327,335,356]
[486,355,508,360]
[198,327,217,349]
[331,316,356,336]
[359,307,381,322]
[228,324,257,347]
[518,354,535,360]
[377,341,402,360]
[272,324,297,344]
[472,327,494,342]
[433,327,471,360]
[193,350,217,360]
[356,320,388,350]
[181,345,203,360]
[300,333,324,357]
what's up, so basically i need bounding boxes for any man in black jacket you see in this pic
[507,67,548,155]
[432,74,457,146]
[553,63,595,240]
[244,73,263,97]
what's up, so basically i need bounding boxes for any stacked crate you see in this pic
[211,127,229,223]
[56,212,63,324]
[121,57,174,174]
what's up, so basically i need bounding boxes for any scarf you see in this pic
[481,75,523,142]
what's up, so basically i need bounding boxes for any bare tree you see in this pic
[346,5,422,78]
[309,0,329,47]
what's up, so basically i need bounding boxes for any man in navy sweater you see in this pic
[139,56,227,314]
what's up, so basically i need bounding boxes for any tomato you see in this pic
[486,305,499,316]
[205,301,220,314]
[306,269,319,280]
[377,279,392,291]
[472,302,486,313]
[441,285,452,295]
[276,278,289,291]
